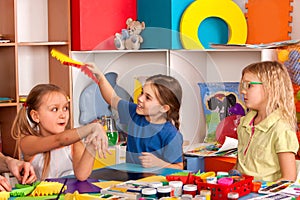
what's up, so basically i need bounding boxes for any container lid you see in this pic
[217,177,234,186]
[194,195,207,200]
[181,194,193,200]
[157,186,172,193]
[183,184,197,191]
[169,181,183,187]
[217,171,229,176]
[142,188,157,195]
[227,192,239,198]
[200,189,211,195]
[148,182,163,188]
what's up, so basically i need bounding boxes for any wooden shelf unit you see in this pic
[0,0,71,158]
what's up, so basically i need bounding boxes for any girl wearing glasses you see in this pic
[236,61,299,181]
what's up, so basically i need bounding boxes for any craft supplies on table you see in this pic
[141,187,157,198]
[169,181,183,197]
[157,186,172,198]
[182,184,197,197]
[197,175,254,200]
[227,192,239,200]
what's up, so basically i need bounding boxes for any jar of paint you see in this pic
[183,184,197,197]
[181,194,193,200]
[157,186,171,198]
[168,181,183,197]
[227,192,239,200]
[199,189,211,200]
[194,195,207,200]
[142,188,157,199]
[148,182,163,188]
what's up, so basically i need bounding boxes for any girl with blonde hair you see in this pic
[236,61,299,181]
[11,84,109,181]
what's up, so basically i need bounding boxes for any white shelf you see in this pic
[71,49,276,145]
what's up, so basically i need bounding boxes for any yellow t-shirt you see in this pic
[237,110,299,181]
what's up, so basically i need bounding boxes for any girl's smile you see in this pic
[136,83,167,123]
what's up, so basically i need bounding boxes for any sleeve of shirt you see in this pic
[117,99,137,124]
[275,129,299,154]
[162,130,184,163]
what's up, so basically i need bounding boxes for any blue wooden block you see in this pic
[137,0,194,49]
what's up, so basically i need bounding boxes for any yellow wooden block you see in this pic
[180,0,247,49]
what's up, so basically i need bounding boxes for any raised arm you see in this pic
[85,63,121,110]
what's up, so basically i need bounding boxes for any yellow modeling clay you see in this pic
[30,181,66,197]
[0,191,9,200]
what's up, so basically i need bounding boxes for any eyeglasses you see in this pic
[240,81,262,91]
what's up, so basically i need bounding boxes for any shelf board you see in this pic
[71,49,169,54]
[0,102,18,107]
[17,41,69,46]
[0,42,15,47]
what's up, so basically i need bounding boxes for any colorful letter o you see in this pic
[180,0,248,49]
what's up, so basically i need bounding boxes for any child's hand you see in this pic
[84,63,103,81]
[84,123,110,158]
[0,175,11,191]
[139,152,167,168]
[6,157,37,185]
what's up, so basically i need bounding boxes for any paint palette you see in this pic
[258,180,293,194]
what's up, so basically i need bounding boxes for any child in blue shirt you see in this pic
[87,64,184,169]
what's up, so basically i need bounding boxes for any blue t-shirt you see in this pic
[118,100,183,165]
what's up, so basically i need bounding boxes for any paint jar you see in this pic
[148,182,163,189]
[216,171,229,178]
[251,181,262,193]
[183,184,197,197]
[142,188,157,199]
[194,195,207,200]
[181,194,193,200]
[157,186,171,198]
[227,192,239,200]
[217,177,234,186]
[205,176,217,184]
[199,190,211,200]
[103,116,118,146]
[168,181,183,197]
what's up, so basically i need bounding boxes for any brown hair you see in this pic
[11,84,68,180]
[146,74,182,130]
[241,61,296,130]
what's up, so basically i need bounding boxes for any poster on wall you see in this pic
[198,82,246,143]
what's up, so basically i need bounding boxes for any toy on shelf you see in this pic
[114,18,145,50]
[50,49,99,84]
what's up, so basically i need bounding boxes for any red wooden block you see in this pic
[71,0,137,50]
